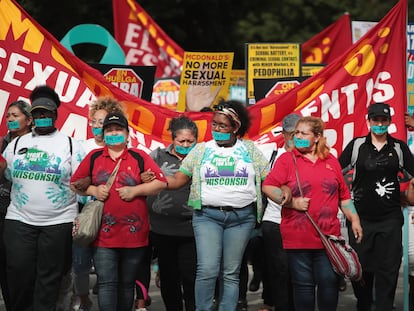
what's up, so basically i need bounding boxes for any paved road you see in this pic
[0,265,406,311]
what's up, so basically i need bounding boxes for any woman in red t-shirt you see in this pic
[71,111,167,311]
[263,116,362,311]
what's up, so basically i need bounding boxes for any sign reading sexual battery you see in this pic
[246,43,301,104]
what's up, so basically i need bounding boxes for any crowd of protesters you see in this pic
[2,86,414,311]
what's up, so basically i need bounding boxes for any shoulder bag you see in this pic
[73,159,122,247]
[291,153,362,281]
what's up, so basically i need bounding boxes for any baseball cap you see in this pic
[30,97,58,112]
[282,114,301,132]
[103,112,129,131]
[367,103,391,119]
[30,85,61,112]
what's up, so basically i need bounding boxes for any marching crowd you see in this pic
[1,85,414,311]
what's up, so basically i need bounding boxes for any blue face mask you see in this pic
[294,136,311,148]
[212,131,231,141]
[175,144,195,155]
[7,121,19,130]
[104,134,125,145]
[34,118,53,128]
[92,127,103,136]
[371,125,389,135]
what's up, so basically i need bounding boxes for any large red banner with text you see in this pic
[0,0,408,157]
[251,0,407,157]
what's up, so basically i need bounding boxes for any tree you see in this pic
[16,0,414,68]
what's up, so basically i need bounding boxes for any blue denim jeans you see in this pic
[93,247,146,311]
[72,243,93,296]
[192,206,255,311]
[287,250,339,311]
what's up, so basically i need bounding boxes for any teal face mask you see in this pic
[371,125,388,135]
[92,127,103,136]
[294,136,311,148]
[175,144,195,155]
[104,134,125,145]
[34,118,53,128]
[7,121,19,130]
[212,131,231,141]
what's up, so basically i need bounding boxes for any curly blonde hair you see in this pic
[89,96,126,119]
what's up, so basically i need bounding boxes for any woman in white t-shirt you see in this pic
[2,85,84,311]
[167,100,290,311]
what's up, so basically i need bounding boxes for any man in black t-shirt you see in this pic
[339,102,414,311]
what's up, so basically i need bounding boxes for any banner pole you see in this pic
[403,207,409,311]
[404,3,410,308]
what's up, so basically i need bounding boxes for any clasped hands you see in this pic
[92,184,137,202]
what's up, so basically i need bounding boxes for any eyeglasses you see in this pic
[211,121,230,130]
[89,119,104,127]
[213,104,229,112]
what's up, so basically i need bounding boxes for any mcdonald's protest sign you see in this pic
[0,0,408,156]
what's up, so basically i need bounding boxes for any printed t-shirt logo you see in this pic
[205,155,248,186]
[375,177,395,199]
[12,147,62,183]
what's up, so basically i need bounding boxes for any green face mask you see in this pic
[92,127,103,136]
[104,134,125,145]
[212,131,231,141]
[371,125,388,135]
[294,136,310,148]
[7,121,19,130]
[175,144,195,155]
[34,118,53,128]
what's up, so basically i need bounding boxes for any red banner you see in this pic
[0,0,206,153]
[0,0,408,158]
[251,0,407,158]
[302,13,352,64]
[112,0,184,78]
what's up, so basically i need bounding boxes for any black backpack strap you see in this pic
[342,137,366,177]
[12,135,71,155]
[68,136,72,155]
[89,150,104,176]
[88,149,144,177]
[269,149,278,169]
[13,135,22,155]
[128,150,144,172]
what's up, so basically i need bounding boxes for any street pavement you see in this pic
[0,266,406,310]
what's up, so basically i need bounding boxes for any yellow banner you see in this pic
[177,52,234,112]
[246,43,301,104]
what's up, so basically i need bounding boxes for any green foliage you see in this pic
[16,0,414,68]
